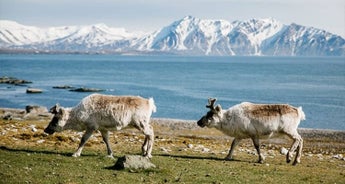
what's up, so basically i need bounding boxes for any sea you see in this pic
[0,54,344,130]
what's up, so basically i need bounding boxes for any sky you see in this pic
[0,0,344,38]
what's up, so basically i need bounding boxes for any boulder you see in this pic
[113,155,156,170]
[52,85,74,89]
[0,76,32,85]
[25,105,48,114]
[26,88,43,93]
[23,105,51,120]
[69,87,104,92]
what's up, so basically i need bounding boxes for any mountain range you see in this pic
[1,16,344,56]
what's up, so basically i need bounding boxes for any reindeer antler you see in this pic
[206,98,217,109]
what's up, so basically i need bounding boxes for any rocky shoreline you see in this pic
[0,76,32,85]
[1,76,105,93]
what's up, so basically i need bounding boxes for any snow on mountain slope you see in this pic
[132,16,234,55]
[1,17,344,56]
[0,20,77,46]
[134,16,343,56]
[229,18,284,55]
[31,24,140,51]
[0,20,141,51]
[261,23,345,56]
[133,16,288,55]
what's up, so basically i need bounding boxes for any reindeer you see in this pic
[197,98,305,165]
[44,94,156,158]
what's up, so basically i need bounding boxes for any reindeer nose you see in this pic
[197,119,204,127]
[44,128,55,135]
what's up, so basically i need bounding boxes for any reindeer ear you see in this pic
[49,103,60,114]
[214,104,222,112]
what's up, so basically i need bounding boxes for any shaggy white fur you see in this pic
[45,94,156,158]
[197,98,305,165]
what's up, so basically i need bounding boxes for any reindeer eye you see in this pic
[206,111,214,119]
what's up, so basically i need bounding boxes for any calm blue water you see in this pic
[0,54,344,130]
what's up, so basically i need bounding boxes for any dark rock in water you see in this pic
[26,88,43,93]
[69,87,104,92]
[0,76,32,85]
[53,85,74,89]
[113,155,156,170]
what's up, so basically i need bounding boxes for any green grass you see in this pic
[1,146,344,184]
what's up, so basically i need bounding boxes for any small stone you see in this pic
[3,114,12,120]
[332,154,343,160]
[160,147,170,153]
[202,148,210,152]
[187,144,193,149]
[29,125,37,132]
[196,144,205,149]
[37,140,45,144]
[280,147,289,155]
[268,150,276,156]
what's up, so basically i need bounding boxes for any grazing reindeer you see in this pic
[197,98,305,165]
[44,94,156,158]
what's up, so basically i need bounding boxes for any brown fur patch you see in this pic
[244,103,298,119]
[91,95,148,110]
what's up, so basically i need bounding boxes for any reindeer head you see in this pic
[44,104,67,134]
[197,98,223,128]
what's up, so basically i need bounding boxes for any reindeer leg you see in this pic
[73,129,94,157]
[252,137,265,164]
[286,131,303,165]
[135,119,154,159]
[293,135,303,165]
[142,124,154,159]
[225,138,241,161]
[100,130,113,158]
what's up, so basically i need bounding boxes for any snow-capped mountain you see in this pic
[261,23,345,56]
[0,20,77,46]
[0,20,141,52]
[1,16,344,56]
[29,24,139,51]
[131,16,235,55]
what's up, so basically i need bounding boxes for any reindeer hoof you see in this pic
[292,160,300,166]
[225,157,234,161]
[143,154,152,159]
[286,154,291,163]
[72,153,80,157]
[106,154,115,159]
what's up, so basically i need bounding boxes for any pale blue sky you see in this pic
[0,0,344,37]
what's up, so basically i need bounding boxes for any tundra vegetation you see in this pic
[0,108,344,184]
